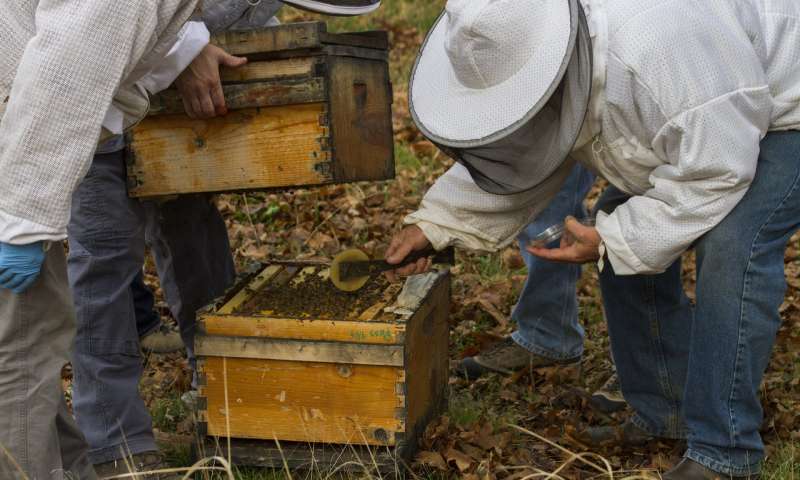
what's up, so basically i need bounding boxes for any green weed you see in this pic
[151,393,189,432]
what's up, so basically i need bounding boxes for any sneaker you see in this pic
[458,337,579,380]
[94,451,179,479]
[579,420,653,447]
[589,372,627,413]
[140,324,184,354]
[281,0,381,16]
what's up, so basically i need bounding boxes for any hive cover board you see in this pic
[127,22,395,198]
[194,262,450,467]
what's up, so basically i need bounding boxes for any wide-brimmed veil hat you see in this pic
[409,0,592,195]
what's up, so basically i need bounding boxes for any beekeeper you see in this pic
[0,0,224,477]
[386,0,800,478]
[62,2,291,476]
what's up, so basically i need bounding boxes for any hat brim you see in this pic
[410,0,579,148]
[281,0,380,16]
[457,12,593,195]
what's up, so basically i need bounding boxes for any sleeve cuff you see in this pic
[138,21,210,95]
[595,210,659,275]
[403,218,454,251]
[0,208,66,245]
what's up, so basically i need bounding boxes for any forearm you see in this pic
[404,160,574,252]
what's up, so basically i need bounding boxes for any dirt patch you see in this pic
[234,265,396,320]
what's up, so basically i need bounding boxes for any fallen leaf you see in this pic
[445,446,474,472]
[416,451,447,471]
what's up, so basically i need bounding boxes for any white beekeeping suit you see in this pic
[406,0,800,275]
[0,0,199,245]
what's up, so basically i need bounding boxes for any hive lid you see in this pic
[212,22,389,58]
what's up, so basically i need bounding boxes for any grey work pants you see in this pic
[67,149,235,464]
[0,244,97,480]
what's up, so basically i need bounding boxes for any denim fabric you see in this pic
[143,196,237,376]
[0,244,97,480]
[132,270,161,338]
[598,131,800,476]
[67,150,235,463]
[510,164,595,360]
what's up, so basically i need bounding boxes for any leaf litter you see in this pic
[60,3,800,478]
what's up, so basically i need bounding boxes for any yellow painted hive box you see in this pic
[194,261,450,463]
[126,21,395,198]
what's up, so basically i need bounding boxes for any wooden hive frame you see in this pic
[193,262,450,469]
[126,22,395,198]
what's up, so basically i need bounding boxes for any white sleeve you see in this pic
[0,0,174,245]
[404,160,574,252]
[101,21,209,135]
[596,87,774,274]
[136,21,210,95]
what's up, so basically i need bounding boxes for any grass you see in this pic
[764,443,800,480]
[151,392,190,432]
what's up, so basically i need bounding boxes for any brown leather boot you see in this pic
[93,451,181,479]
[458,337,579,380]
[663,459,759,480]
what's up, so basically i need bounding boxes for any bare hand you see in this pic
[384,225,433,282]
[527,216,602,264]
[175,44,247,119]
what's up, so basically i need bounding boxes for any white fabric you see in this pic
[406,0,800,275]
[138,21,210,96]
[102,21,210,136]
[410,0,573,145]
[407,159,577,252]
[0,0,199,245]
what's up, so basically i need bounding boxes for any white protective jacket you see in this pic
[0,0,199,245]
[406,0,800,275]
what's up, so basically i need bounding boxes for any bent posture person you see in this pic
[0,1,208,478]
[66,2,287,474]
[387,0,800,478]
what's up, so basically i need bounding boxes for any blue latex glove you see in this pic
[0,241,46,294]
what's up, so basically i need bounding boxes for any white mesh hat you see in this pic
[410,0,592,194]
[280,0,380,16]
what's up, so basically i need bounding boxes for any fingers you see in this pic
[384,226,434,282]
[526,244,582,263]
[182,96,195,119]
[6,273,30,293]
[219,50,248,69]
[564,216,591,242]
[184,87,220,119]
[385,231,416,265]
[190,97,203,119]
[0,268,14,285]
[385,257,431,282]
[13,275,39,294]
[210,83,227,116]
[199,93,216,118]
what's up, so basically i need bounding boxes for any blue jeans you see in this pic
[67,149,236,463]
[598,131,800,475]
[511,164,595,360]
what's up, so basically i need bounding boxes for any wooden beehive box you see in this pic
[194,261,450,467]
[126,22,394,198]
